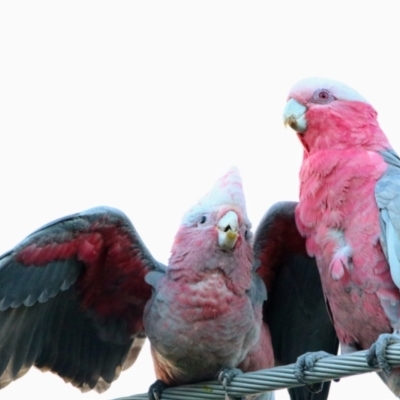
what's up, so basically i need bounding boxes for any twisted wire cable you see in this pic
[114,343,400,400]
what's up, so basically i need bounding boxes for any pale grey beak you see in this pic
[283,98,307,133]
[217,211,239,250]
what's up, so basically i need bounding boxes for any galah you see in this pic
[0,168,337,400]
[283,77,400,395]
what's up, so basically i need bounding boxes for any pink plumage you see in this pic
[0,163,337,400]
[145,167,274,387]
[284,76,400,395]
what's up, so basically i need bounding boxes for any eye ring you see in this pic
[312,89,335,104]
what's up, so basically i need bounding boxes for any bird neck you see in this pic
[300,101,391,155]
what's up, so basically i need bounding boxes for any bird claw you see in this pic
[148,379,168,400]
[218,368,243,400]
[294,351,333,393]
[366,332,400,375]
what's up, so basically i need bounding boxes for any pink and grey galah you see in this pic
[0,167,337,400]
[283,77,400,395]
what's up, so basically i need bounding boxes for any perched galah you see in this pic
[283,77,400,395]
[0,168,337,400]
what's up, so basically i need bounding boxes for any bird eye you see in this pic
[244,229,252,240]
[199,216,207,224]
[312,89,334,104]
[319,91,329,100]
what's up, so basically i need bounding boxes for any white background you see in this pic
[0,1,399,399]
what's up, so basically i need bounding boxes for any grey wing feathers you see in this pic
[254,201,338,400]
[0,254,80,310]
[0,289,134,392]
[376,149,400,288]
[0,206,162,392]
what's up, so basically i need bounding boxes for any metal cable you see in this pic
[113,342,400,400]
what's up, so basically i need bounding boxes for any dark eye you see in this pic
[319,91,329,100]
[199,216,206,224]
[245,229,254,241]
[312,89,334,104]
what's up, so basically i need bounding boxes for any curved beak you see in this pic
[283,98,308,133]
[217,211,239,250]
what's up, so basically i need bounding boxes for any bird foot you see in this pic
[294,351,333,393]
[366,332,400,375]
[218,368,243,400]
[148,379,168,400]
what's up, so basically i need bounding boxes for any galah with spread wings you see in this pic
[283,77,400,395]
[0,168,337,400]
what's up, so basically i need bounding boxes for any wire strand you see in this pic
[114,343,400,400]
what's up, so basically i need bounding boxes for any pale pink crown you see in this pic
[182,167,250,227]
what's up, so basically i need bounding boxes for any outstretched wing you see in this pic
[254,201,338,400]
[0,206,165,392]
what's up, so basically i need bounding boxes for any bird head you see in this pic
[282,77,389,153]
[169,167,253,277]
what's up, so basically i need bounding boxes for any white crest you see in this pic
[182,167,250,227]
